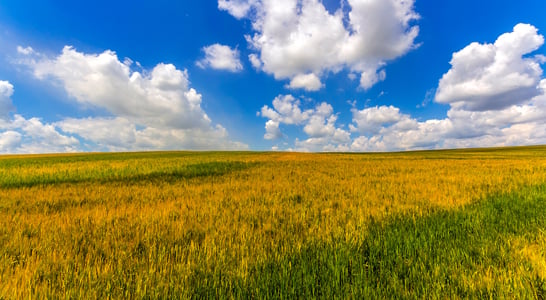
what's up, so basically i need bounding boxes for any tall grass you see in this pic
[0,146,545,298]
[220,185,546,298]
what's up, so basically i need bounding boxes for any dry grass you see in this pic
[0,147,545,297]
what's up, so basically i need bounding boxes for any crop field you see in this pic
[1,146,546,298]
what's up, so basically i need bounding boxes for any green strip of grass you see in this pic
[188,184,546,299]
[0,161,256,189]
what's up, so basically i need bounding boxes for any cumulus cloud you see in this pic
[0,80,82,153]
[11,115,80,152]
[286,73,323,91]
[0,131,22,152]
[350,105,408,135]
[56,117,138,151]
[0,80,15,120]
[0,114,80,154]
[259,24,546,152]
[435,23,545,111]
[259,94,350,150]
[360,69,386,90]
[57,117,243,151]
[218,0,260,19]
[221,0,419,90]
[264,119,281,140]
[346,90,546,152]
[345,24,546,152]
[12,46,246,152]
[29,46,211,130]
[16,46,34,55]
[248,53,263,69]
[197,44,243,72]
[260,94,312,125]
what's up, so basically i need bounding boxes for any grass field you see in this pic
[1,146,545,298]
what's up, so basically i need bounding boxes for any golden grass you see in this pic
[0,147,545,297]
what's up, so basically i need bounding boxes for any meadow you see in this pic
[0,146,545,298]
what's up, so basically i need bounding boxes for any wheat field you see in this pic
[1,146,545,298]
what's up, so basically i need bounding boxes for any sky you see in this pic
[0,0,545,153]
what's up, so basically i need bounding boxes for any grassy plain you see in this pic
[0,146,545,298]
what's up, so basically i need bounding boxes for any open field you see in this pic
[1,146,546,298]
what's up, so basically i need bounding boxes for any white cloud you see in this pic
[360,69,386,90]
[17,46,35,55]
[295,136,350,152]
[13,46,246,152]
[223,0,419,90]
[0,131,21,152]
[346,89,546,152]
[435,23,545,111]
[303,102,336,137]
[261,70,546,152]
[218,0,260,19]
[264,119,281,140]
[248,53,263,69]
[286,73,323,91]
[57,117,245,151]
[260,94,350,151]
[260,94,312,125]
[12,115,79,150]
[0,80,14,120]
[343,24,546,152]
[56,117,138,151]
[197,44,243,72]
[350,105,408,134]
[0,114,80,154]
[30,46,211,130]
[0,80,84,153]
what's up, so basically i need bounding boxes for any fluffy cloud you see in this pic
[259,94,350,151]
[360,69,386,90]
[260,94,312,125]
[218,0,260,19]
[0,80,79,153]
[286,73,323,91]
[57,117,243,151]
[12,46,246,152]
[347,89,546,152]
[197,44,243,72]
[32,46,212,130]
[0,80,14,120]
[10,115,80,152]
[350,105,409,135]
[221,0,419,90]
[435,24,544,111]
[0,114,80,154]
[259,25,546,152]
[302,102,351,144]
[347,24,546,151]
[248,53,262,69]
[16,46,34,55]
[264,120,281,140]
[0,131,22,152]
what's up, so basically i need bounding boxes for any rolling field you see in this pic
[1,146,546,298]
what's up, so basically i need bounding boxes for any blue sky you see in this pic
[0,0,545,153]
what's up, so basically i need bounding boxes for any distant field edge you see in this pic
[0,144,545,158]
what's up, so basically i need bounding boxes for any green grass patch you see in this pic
[0,161,257,189]
[188,185,546,299]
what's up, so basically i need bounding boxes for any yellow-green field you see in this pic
[1,146,546,298]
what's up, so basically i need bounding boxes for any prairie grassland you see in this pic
[0,146,545,298]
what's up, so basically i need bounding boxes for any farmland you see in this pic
[1,146,546,298]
